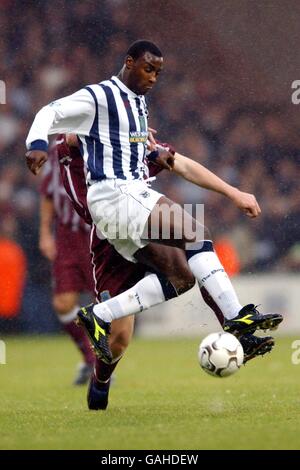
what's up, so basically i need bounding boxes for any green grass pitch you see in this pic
[0,335,299,450]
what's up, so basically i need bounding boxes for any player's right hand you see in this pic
[25,150,48,175]
[230,189,261,218]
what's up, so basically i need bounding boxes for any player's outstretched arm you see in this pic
[172,152,261,218]
[25,89,95,174]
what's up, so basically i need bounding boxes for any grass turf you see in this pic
[0,335,299,450]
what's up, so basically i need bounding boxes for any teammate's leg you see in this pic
[54,291,94,384]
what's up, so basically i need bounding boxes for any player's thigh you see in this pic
[110,315,135,349]
[144,195,209,246]
[53,291,80,315]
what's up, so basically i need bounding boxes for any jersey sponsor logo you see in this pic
[129,130,148,143]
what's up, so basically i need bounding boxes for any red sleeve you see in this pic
[39,147,56,198]
[56,135,93,226]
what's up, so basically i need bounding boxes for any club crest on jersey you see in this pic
[129,130,148,143]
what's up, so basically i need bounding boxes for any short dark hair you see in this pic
[126,40,162,60]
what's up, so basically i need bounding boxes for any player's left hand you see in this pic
[230,189,261,218]
[25,150,48,175]
[154,148,175,171]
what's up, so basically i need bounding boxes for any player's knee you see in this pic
[53,297,76,315]
[170,268,195,295]
[174,274,195,294]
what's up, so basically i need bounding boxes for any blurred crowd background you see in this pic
[0,0,300,331]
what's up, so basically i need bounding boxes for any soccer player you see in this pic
[39,145,95,385]
[55,134,274,409]
[25,40,282,366]
[55,134,195,409]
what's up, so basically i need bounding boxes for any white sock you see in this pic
[93,274,165,322]
[57,306,79,324]
[187,250,242,320]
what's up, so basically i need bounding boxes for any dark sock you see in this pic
[94,357,121,387]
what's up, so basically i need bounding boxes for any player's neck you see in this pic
[117,67,134,93]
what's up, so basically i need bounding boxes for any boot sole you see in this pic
[243,338,275,363]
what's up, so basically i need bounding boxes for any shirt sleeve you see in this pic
[26,88,95,150]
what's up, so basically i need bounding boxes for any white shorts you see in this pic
[87,179,163,262]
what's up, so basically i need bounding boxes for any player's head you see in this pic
[124,40,163,95]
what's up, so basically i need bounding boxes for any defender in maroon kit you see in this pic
[39,145,95,385]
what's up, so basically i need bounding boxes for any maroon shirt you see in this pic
[40,143,90,232]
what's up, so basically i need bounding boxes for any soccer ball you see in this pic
[198,332,244,377]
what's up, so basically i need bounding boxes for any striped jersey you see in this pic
[55,134,164,227]
[27,76,149,183]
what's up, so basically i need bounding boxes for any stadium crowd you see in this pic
[0,0,300,327]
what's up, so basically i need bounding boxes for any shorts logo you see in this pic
[140,191,150,198]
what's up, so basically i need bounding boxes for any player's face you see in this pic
[127,52,163,95]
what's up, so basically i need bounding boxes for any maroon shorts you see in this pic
[90,225,146,302]
[53,224,94,295]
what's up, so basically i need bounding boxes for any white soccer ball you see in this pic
[198,332,244,377]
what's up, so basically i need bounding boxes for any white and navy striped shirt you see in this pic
[26,76,149,182]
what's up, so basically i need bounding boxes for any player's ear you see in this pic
[125,56,134,70]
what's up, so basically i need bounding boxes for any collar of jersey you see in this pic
[111,76,141,99]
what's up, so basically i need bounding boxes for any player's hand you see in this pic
[25,150,48,175]
[154,148,175,171]
[39,234,56,261]
[230,189,261,218]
